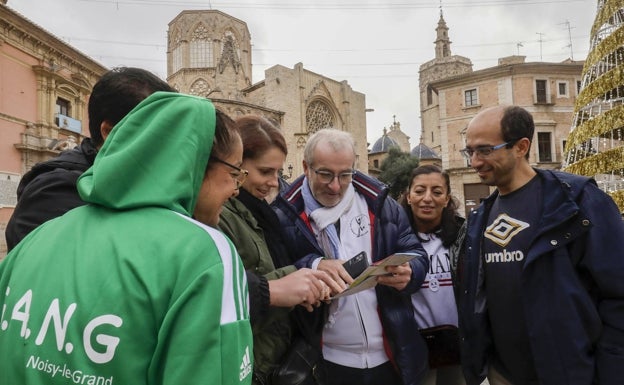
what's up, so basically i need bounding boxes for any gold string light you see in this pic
[564,0,624,213]
[591,0,624,37]
[565,105,624,149]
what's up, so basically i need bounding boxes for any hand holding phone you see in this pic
[342,251,369,278]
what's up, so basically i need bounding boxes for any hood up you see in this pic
[78,92,215,216]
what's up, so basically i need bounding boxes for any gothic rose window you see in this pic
[189,79,210,97]
[306,100,334,133]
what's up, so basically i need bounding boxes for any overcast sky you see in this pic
[7,0,596,148]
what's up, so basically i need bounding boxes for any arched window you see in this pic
[54,84,82,134]
[56,97,70,116]
[190,25,212,68]
[172,31,183,73]
[306,100,334,133]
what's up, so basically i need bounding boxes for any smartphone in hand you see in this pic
[343,251,369,278]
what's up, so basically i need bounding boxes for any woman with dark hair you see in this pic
[400,164,465,385]
[218,114,341,385]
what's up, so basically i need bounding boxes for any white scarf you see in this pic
[302,178,355,260]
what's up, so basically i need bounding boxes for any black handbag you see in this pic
[419,324,461,368]
[271,337,325,385]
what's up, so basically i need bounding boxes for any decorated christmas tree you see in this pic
[564,0,624,212]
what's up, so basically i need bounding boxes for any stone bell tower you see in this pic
[166,10,252,101]
[418,8,472,151]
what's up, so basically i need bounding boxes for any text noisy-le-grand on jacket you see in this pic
[457,168,624,385]
[273,172,430,385]
[5,138,98,251]
[219,197,296,382]
[0,93,252,385]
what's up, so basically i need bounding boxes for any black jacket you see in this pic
[458,169,624,385]
[5,138,98,250]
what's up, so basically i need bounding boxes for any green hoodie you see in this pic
[0,92,252,385]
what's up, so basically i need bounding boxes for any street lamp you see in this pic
[281,164,294,180]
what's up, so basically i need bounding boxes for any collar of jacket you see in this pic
[223,198,261,231]
[470,168,594,266]
[281,171,390,215]
[536,168,593,228]
[472,169,592,223]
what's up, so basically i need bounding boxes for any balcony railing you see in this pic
[55,113,82,134]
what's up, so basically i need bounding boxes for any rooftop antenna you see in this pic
[517,42,524,55]
[536,32,545,61]
[560,20,574,60]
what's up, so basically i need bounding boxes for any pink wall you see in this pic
[0,43,39,120]
[0,43,40,175]
[0,122,24,173]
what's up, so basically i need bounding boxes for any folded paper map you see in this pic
[332,253,419,299]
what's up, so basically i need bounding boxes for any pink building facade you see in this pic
[0,4,107,255]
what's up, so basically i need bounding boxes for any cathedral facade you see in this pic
[166,10,369,178]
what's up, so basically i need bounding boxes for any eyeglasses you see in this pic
[211,157,249,188]
[459,140,518,160]
[309,166,355,185]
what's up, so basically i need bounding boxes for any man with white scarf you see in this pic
[273,129,429,385]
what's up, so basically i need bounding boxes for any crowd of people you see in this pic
[0,67,623,385]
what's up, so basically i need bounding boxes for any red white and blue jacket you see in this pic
[273,171,429,385]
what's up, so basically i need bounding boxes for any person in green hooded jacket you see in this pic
[0,92,253,385]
